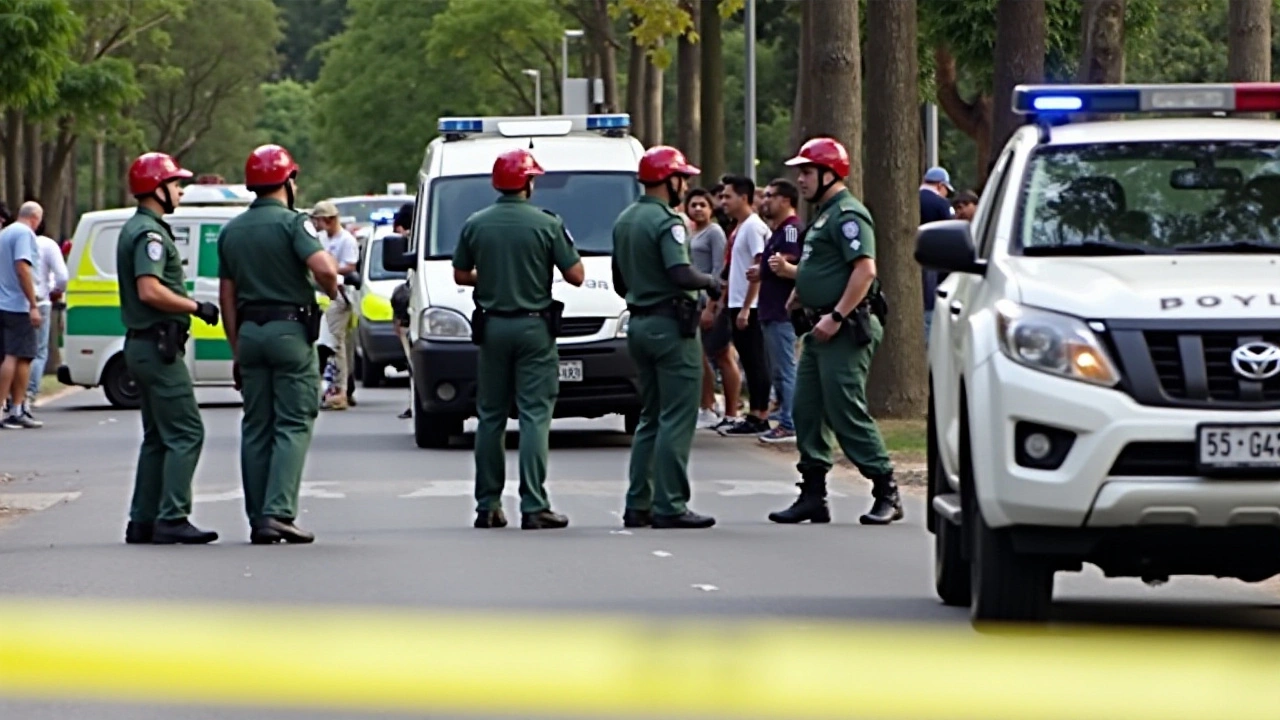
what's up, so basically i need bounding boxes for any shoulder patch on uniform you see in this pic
[302,218,319,238]
[813,215,828,229]
[563,227,575,246]
[146,240,164,262]
[670,225,687,245]
[842,221,860,240]
[145,231,163,242]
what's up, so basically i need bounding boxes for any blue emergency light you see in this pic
[438,118,484,133]
[437,114,631,136]
[370,208,395,224]
[586,114,630,130]
[1013,83,1280,115]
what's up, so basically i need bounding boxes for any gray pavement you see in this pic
[2,381,1279,718]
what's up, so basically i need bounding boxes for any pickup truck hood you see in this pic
[1007,255,1280,320]
[421,256,624,317]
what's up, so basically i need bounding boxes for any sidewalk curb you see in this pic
[33,385,86,408]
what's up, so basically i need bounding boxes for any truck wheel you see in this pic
[102,356,141,409]
[623,410,640,435]
[362,358,385,388]
[969,504,1053,623]
[414,400,462,449]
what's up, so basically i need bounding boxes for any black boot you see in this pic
[859,474,904,525]
[622,508,652,528]
[151,518,218,545]
[521,510,569,530]
[474,509,508,529]
[652,510,716,529]
[250,517,315,544]
[125,521,154,544]
[768,473,831,524]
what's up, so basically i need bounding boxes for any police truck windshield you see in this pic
[1018,141,1280,255]
[425,172,638,258]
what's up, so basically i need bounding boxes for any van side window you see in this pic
[89,224,124,278]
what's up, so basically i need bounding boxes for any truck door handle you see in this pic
[936,288,949,300]
[949,301,963,316]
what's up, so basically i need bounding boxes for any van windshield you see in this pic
[1018,141,1280,255]
[426,172,638,257]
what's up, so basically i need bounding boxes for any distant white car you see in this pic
[920,82,1280,623]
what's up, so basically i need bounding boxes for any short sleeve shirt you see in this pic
[758,215,802,323]
[116,207,190,330]
[612,195,694,307]
[0,223,38,313]
[728,213,769,309]
[795,189,876,310]
[217,198,325,307]
[451,196,580,313]
[324,228,360,270]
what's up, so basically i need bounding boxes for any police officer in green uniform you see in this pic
[218,144,340,544]
[612,146,722,530]
[119,152,221,545]
[767,137,902,526]
[453,148,585,530]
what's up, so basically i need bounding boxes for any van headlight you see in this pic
[419,307,471,342]
[994,300,1120,387]
[616,310,630,338]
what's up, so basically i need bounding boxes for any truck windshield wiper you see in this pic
[1174,240,1280,254]
[1022,240,1168,257]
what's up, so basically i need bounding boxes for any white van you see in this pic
[382,113,643,448]
[352,223,410,386]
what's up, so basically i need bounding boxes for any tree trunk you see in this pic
[863,0,926,418]
[801,0,863,198]
[933,46,993,188]
[115,145,129,208]
[677,2,701,163]
[989,0,1046,169]
[789,0,812,153]
[592,0,619,112]
[24,118,42,202]
[699,0,725,182]
[1075,0,1127,121]
[92,138,106,210]
[1228,0,1272,118]
[643,46,664,147]
[5,111,23,210]
[626,24,648,144]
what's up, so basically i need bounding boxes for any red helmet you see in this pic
[638,146,700,184]
[128,152,192,196]
[491,149,545,191]
[245,144,299,188]
[784,137,850,179]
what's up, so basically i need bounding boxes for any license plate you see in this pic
[1197,424,1280,470]
[558,360,583,382]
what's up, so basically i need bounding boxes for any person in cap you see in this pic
[390,201,415,420]
[309,200,361,411]
[453,148,584,530]
[767,137,902,527]
[611,146,723,530]
[217,144,340,544]
[118,152,221,545]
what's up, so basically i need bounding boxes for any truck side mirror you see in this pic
[381,234,414,272]
[915,220,987,277]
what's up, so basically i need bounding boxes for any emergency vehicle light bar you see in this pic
[1013,83,1280,115]
[437,114,630,138]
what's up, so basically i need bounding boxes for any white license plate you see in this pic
[1197,424,1280,469]
[558,360,583,382]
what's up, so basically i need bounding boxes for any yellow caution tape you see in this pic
[0,597,1279,718]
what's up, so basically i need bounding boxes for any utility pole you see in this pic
[744,0,757,182]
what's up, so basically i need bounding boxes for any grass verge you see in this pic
[38,375,63,397]
[880,419,927,465]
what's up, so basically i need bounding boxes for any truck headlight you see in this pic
[419,307,471,342]
[616,310,630,338]
[994,300,1120,387]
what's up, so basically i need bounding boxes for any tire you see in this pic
[932,392,970,607]
[623,410,640,435]
[362,357,385,388]
[412,384,462,449]
[102,356,141,409]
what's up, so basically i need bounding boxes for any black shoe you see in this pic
[859,474,904,525]
[398,407,412,419]
[768,476,831,524]
[125,521,154,544]
[622,508,652,528]
[151,518,218,545]
[521,510,569,530]
[652,510,716,529]
[250,517,315,544]
[718,416,770,437]
[474,509,508,529]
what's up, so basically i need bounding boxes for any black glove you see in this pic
[705,277,723,302]
[193,301,220,326]
[232,361,242,392]
[342,272,362,289]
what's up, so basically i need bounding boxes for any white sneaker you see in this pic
[696,408,722,429]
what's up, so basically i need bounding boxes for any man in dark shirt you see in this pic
[749,179,802,443]
[919,167,955,346]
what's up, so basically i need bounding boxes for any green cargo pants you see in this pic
[124,336,205,523]
[237,320,320,522]
[793,316,894,479]
[474,316,558,514]
[625,315,701,516]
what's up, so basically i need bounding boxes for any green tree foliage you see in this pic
[257,80,316,176]
[0,0,79,110]
[611,0,744,67]
[274,0,348,82]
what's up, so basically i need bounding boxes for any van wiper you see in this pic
[1023,241,1168,256]
[1174,240,1280,254]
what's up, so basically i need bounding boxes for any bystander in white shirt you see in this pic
[34,235,68,305]
[727,213,770,310]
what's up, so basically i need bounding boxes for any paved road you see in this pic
[2,381,1278,718]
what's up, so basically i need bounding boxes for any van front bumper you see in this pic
[358,320,407,367]
[410,337,640,419]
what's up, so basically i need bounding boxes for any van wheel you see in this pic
[413,390,462,449]
[102,356,141,409]
[362,358,385,388]
[623,410,640,435]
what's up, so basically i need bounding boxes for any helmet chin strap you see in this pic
[285,177,296,210]
[807,167,838,205]
[154,184,176,214]
[664,177,682,208]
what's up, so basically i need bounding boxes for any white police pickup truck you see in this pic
[918,83,1280,623]
[382,114,643,448]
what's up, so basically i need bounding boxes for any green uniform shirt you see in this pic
[217,198,325,306]
[795,188,876,309]
[451,196,581,313]
[612,195,694,307]
[117,206,190,331]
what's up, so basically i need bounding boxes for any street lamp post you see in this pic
[523,69,542,116]
[562,29,584,114]
[744,0,757,182]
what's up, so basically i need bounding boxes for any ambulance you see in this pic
[382,113,643,448]
[352,221,410,386]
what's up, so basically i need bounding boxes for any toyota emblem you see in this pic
[1231,341,1280,381]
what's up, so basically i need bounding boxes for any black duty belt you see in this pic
[126,325,187,340]
[485,308,545,318]
[239,304,307,324]
[628,301,682,319]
